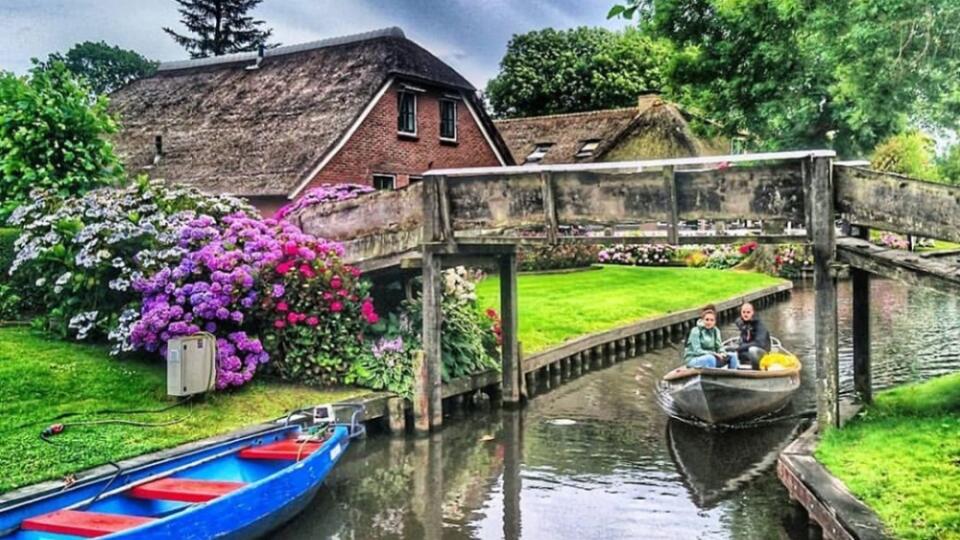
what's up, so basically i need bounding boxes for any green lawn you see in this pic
[816,373,960,540]
[0,327,364,493]
[476,265,785,353]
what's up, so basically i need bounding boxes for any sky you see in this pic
[0,0,629,88]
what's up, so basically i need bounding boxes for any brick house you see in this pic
[494,95,734,165]
[110,27,513,215]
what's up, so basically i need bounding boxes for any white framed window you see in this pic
[372,174,396,190]
[576,139,601,159]
[525,143,553,164]
[439,99,458,141]
[397,91,417,136]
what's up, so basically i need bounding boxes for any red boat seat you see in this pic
[21,509,154,538]
[129,477,246,503]
[238,438,322,461]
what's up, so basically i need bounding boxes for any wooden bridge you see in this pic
[289,150,960,433]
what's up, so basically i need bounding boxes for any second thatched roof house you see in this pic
[109,27,513,215]
[493,95,734,165]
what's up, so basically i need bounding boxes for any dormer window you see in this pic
[576,139,601,158]
[439,99,457,141]
[525,143,553,164]
[397,91,417,136]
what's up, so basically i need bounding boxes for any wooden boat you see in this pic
[661,338,801,424]
[0,406,360,540]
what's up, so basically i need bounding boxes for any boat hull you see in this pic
[662,367,801,424]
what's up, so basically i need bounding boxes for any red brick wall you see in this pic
[302,82,502,191]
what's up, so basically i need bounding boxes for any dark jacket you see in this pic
[735,317,771,353]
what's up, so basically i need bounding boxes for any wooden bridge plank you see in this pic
[837,236,960,295]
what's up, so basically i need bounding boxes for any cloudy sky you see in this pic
[1,0,628,88]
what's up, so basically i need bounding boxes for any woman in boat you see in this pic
[735,302,771,370]
[684,304,739,369]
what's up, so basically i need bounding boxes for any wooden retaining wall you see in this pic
[356,281,793,430]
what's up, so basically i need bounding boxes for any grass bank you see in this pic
[476,265,785,353]
[816,373,960,540]
[0,327,364,493]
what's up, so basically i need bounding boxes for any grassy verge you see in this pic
[476,265,785,353]
[816,373,960,540]
[0,327,365,493]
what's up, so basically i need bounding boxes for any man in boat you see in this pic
[684,304,739,369]
[734,302,771,370]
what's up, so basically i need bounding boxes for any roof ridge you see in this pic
[493,106,650,123]
[157,27,406,72]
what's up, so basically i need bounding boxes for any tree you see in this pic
[486,27,669,118]
[163,0,277,58]
[609,0,960,157]
[871,131,941,181]
[42,41,157,95]
[0,63,122,220]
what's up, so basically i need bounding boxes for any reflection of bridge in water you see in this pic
[289,150,960,435]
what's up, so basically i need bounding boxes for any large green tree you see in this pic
[163,0,277,58]
[0,63,122,220]
[42,41,158,95]
[609,0,960,157]
[485,27,670,118]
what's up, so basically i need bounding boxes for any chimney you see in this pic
[246,45,265,71]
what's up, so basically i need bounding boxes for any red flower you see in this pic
[276,301,289,312]
[299,264,316,278]
[330,301,344,313]
[283,241,298,256]
[330,276,343,289]
[276,261,294,275]
[286,312,299,324]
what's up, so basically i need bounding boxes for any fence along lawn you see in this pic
[475,265,786,354]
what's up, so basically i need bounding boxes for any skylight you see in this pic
[576,140,601,158]
[525,143,553,164]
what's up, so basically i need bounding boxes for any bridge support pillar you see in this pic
[500,253,521,406]
[810,156,840,430]
[851,226,872,404]
[421,250,444,431]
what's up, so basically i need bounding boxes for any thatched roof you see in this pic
[109,27,499,197]
[494,95,727,165]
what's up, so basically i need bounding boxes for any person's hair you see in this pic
[701,304,717,316]
[741,301,754,310]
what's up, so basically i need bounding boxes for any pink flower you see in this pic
[283,241,299,256]
[276,301,289,312]
[274,320,286,329]
[286,312,299,324]
[276,261,294,275]
[330,301,344,313]
[306,316,319,326]
[330,276,342,289]
[299,264,315,278]
[361,298,379,324]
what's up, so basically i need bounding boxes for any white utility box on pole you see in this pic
[167,334,217,397]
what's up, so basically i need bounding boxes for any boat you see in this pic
[0,404,363,540]
[660,337,801,424]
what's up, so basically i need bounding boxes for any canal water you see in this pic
[276,279,960,539]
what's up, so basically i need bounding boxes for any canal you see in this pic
[276,279,960,539]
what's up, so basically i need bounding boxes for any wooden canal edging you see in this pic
[349,280,794,433]
[777,404,890,540]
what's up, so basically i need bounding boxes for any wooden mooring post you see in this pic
[810,156,840,429]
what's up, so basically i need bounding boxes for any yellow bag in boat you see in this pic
[760,352,800,371]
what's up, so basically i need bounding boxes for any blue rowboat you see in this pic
[0,406,361,539]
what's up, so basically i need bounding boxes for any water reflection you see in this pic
[276,279,960,539]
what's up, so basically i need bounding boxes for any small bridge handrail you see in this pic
[424,149,837,178]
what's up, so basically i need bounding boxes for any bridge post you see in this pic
[500,252,521,406]
[422,250,444,431]
[851,225,872,404]
[810,156,840,430]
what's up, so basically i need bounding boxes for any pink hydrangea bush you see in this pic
[274,183,375,221]
[258,235,379,386]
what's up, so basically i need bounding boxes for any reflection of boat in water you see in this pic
[666,419,802,508]
[661,337,801,424]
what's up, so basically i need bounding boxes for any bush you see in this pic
[275,183,374,221]
[349,331,416,399]
[598,244,675,265]
[7,179,254,341]
[0,62,122,221]
[257,234,377,387]
[518,243,599,272]
[0,228,18,279]
[871,131,941,182]
[774,244,813,278]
